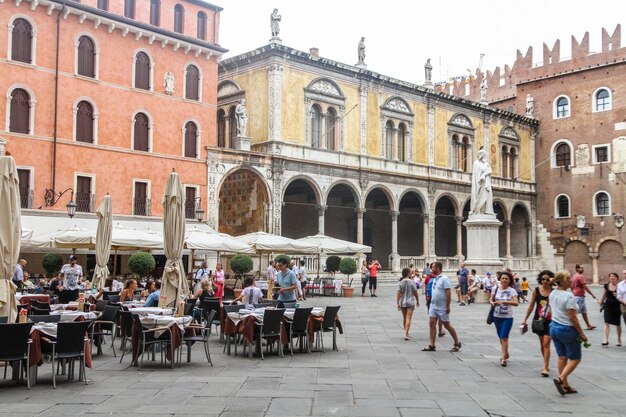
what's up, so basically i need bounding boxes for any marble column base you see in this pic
[232,136,250,151]
[389,253,401,273]
[463,213,503,274]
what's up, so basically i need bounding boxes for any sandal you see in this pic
[541,370,549,377]
[564,386,578,394]
[501,359,507,367]
[450,342,462,352]
[422,345,436,351]
[586,326,597,330]
[553,378,566,396]
[438,332,446,337]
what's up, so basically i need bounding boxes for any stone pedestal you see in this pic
[269,36,282,45]
[232,136,250,151]
[355,62,367,69]
[463,213,503,274]
[423,81,433,89]
[388,253,400,273]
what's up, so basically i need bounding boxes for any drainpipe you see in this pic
[51,1,66,193]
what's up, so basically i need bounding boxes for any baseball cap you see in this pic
[486,271,491,275]
[69,255,78,261]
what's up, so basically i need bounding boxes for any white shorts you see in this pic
[428,307,450,322]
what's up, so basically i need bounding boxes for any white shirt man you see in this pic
[617,270,626,319]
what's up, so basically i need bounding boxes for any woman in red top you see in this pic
[368,260,381,297]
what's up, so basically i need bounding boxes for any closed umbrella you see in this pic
[93,196,112,291]
[0,156,21,321]
[161,172,188,307]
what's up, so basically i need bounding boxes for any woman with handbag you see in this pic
[360,260,370,297]
[490,271,519,366]
[521,270,554,377]
[599,272,622,347]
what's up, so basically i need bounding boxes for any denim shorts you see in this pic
[550,321,582,360]
[575,296,587,314]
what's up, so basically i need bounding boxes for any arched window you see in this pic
[217,109,226,147]
[595,192,610,216]
[75,100,94,143]
[509,147,517,179]
[150,0,160,26]
[11,18,33,63]
[595,88,611,112]
[501,146,509,178]
[77,36,95,78]
[134,52,150,90]
[555,142,571,167]
[174,4,184,34]
[228,106,236,148]
[97,0,108,11]
[398,123,406,161]
[124,0,135,19]
[555,96,570,118]
[385,120,394,160]
[310,104,322,148]
[9,88,31,134]
[185,65,200,100]
[326,107,337,150]
[133,113,150,151]
[197,12,207,40]
[556,195,570,218]
[184,121,198,158]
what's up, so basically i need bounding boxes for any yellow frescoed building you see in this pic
[211,41,538,273]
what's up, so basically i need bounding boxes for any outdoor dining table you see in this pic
[130,315,193,366]
[15,294,50,306]
[126,307,174,316]
[50,310,100,322]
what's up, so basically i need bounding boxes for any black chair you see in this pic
[90,305,120,357]
[94,299,108,312]
[117,310,134,363]
[178,309,215,366]
[200,299,221,335]
[132,314,173,370]
[222,304,246,355]
[47,320,91,389]
[250,308,285,359]
[29,306,50,316]
[0,322,34,389]
[102,291,120,301]
[183,302,195,317]
[59,289,79,304]
[28,315,61,323]
[0,317,8,324]
[286,307,313,356]
[317,306,341,352]
[107,295,121,303]
[30,300,51,312]
[253,302,275,308]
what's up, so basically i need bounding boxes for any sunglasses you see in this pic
[540,278,550,281]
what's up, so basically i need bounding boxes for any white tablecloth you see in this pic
[283,307,323,320]
[31,323,58,338]
[128,307,174,316]
[50,311,100,322]
[140,315,193,337]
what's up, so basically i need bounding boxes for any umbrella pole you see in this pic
[113,248,118,278]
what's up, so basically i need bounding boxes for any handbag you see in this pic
[362,270,370,284]
[531,291,550,333]
[486,287,497,325]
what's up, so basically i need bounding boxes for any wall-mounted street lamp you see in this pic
[194,196,204,223]
[44,188,77,218]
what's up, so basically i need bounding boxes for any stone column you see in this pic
[356,208,365,244]
[320,114,327,149]
[591,253,599,284]
[505,220,512,258]
[455,216,463,258]
[392,128,399,161]
[268,62,284,142]
[207,161,225,230]
[422,213,430,258]
[316,205,326,235]
[428,208,436,258]
[390,211,400,272]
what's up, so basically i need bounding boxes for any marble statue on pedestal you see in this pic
[479,77,487,103]
[357,37,366,64]
[424,58,432,83]
[270,9,281,37]
[470,148,494,215]
[235,99,248,137]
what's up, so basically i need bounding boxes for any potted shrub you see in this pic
[231,254,253,299]
[339,257,358,298]
[42,253,63,277]
[325,255,341,276]
[128,251,156,279]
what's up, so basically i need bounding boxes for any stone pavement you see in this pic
[1,284,624,417]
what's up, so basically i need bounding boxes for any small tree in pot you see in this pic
[325,255,341,276]
[42,253,63,277]
[128,251,156,279]
[339,257,358,297]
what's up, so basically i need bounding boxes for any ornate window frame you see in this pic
[447,113,474,171]
[592,87,612,113]
[553,95,571,119]
[593,191,611,217]
[7,14,38,66]
[132,48,154,92]
[380,96,413,162]
[217,80,244,148]
[130,109,154,152]
[74,32,100,80]
[499,126,520,179]
[304,78,346,151]
[181,118,201,158]
[550,139,574,169]
[183,62,203,101]
[554,194,571,219]
[72,96,99,144]
[6,84,36,134]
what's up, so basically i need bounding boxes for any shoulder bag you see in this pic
[531,287,549,333]
[486,287,498,325]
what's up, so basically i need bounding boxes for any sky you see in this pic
[216,0,623,86]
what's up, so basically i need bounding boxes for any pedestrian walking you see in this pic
[397,267,419,340]
[490,271,519,366]
[599,272,622,347]
[360,260,369,296]
[571,264,598,330]
[521,270,554,377]
[422,261,461,352]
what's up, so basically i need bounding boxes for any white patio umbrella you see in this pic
[93,196,112,291]
[0,156,21,321]
[295,234,371,254]
[26,227,95,249]
[185,227,253,253]
[234,231,319,253]
[161,172,188,307]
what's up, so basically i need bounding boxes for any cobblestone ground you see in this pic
[0,284,623,417]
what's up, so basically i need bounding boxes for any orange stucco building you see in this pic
[0,0,225,218]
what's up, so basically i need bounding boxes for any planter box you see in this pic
[342,286,354,298]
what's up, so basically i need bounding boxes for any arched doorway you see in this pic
[494,202,506,258]
[282,179,319,238]
[218,169,269,236]
[398,192,425,256]
[564,241,590,278]
[364,188,392,268]
[325,183,358,242]
[598,240,625,284]
[511,205,530,257]
[435,196,457,257]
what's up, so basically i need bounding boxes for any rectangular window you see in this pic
[133,181,148,216]
[17,168,31,209]
[76,175,93,213]
[124,0,135,19]
[593,145,610,164]
[185,186,197,219]
[150,0,160,26]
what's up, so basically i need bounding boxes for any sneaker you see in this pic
[371,294,377,297]
[459,302,466,306]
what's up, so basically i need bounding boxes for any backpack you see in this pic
[194,268,205,281]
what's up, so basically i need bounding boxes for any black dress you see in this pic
[603,284,621,326]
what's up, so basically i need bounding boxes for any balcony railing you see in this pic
[76,192,95,213]
[133,197,151,216]
[19,188,33,209]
